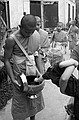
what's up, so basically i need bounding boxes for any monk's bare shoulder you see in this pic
[5,36,15,50]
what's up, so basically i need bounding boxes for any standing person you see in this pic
[67,20,79,53]
[75,17,79,28]
[35,16,50,72]
[4,14,45,120]
[50,22,68,54]
[66,18,71,30]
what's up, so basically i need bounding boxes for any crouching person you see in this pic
[34,51,79,120]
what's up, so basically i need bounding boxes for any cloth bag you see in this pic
[25,56,36,76]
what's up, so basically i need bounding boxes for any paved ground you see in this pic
[0,80,70,120]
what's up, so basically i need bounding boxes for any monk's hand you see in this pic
[14,80,21,87]
[34,75,44,83]
[13,80,22,91]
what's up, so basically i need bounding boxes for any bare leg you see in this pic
[30,115,35,120]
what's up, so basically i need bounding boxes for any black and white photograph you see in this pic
[0,0,79,120]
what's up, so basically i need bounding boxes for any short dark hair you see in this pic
[20,14,36,30]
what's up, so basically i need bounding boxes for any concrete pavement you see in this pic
[0,80,70,120]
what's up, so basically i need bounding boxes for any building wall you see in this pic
[8,0,76,28]
[59,0,65,23]
[9,0,23,28]
[23,0,30,14]
[9,0,30,28]
[56,0,76,25]
[65,0,76,24]
[30,0,76,25]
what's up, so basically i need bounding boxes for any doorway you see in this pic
[43,1,58,29]
[30,1,41,18]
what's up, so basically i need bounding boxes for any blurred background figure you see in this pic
[35,16,50,72]
[66,18,71,30]
[67,20,79,54]
[50,22,68,54]
[75,17,79,28]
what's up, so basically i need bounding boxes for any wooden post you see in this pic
[5,0,9,29]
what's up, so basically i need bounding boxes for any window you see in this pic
[68,4,70,21]
[72,6,74,20]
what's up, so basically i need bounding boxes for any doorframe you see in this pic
[41,0,44,29]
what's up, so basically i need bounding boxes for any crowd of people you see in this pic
[0,13,79,120]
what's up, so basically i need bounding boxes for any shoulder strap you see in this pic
[11,34,41,76]
[11,34,32,63]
